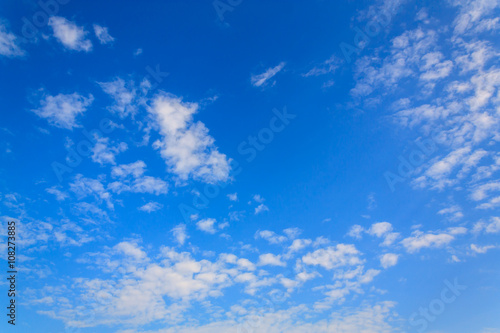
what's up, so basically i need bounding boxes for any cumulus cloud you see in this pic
[196,218,217,234]
[254,230,287,244]
[254,203,269,214]
[149,93,231,183]
[302,244,363,270]
[99,78,140,118]
[258,253,286,267]
[380,253,399,268]
[172,224,188,245]
[91,136,128,165]
[31,92,93,130]
[48,16,92,52]
[401,229,458,253]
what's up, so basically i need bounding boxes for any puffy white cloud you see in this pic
[258,253,286,267]
[93,24,115,44]
[31,92,93,130]
[227,193,237,201]
[111,160,147,178]
[196,218,217,234]
[401,230,456,253]
[0,23,24,57]
[99,78,140,117]
[138,202,163,213]
[254,230,287,244]
[368,222,393,237]
[302,244,363,270]
[172,224,188,245]
[251,62,286,87]
[380,253,399,268]
[254,203,269,214]
[149,93,231,183]
[91,136,128,165]
[347,225,364,239]
[48,16,92,52]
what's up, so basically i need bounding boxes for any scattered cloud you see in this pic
[31,92,94,130]
[251,62,286,87]
[149,93,231,183]
[93,24,115,44]
[0,23,24,57]
[138,202,163,213]
[49,16,92,52]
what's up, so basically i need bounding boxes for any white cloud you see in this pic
[172,224,188,246]
[401,230,456,253]
[149,93,231,183]
[470,243,496,254]
[302,244,363,270]
[114,241,147,260]
[368,222,393,237]
[451,0,500,36]
[91,135,128,165]
[138,202,163,213]
[48,16,92,52]
[347,225,364,239]
[380,253,399,269]
[32,92,93,130]
[93,24,115,44]
[255,230,287,244]
[196,218,217,234]
[303,56,340,77]
[0,23,24,57]
[99,78,139,118]
[251,62,286,87]
[109,161,168,195]
[112,161,147,178]
[438,205,464,221]
[254,203,269,214]
[258,253,286,267]
[486,217,500,233]
[283,227,302,239]
[253,194,265,203]
[70,174,114,209]
[227,193,238,201]
[288,239,312,254]
[45,187,68,201]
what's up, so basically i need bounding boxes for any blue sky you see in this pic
[0,0,499,332]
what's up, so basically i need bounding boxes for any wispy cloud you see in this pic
[251,62,286,87]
